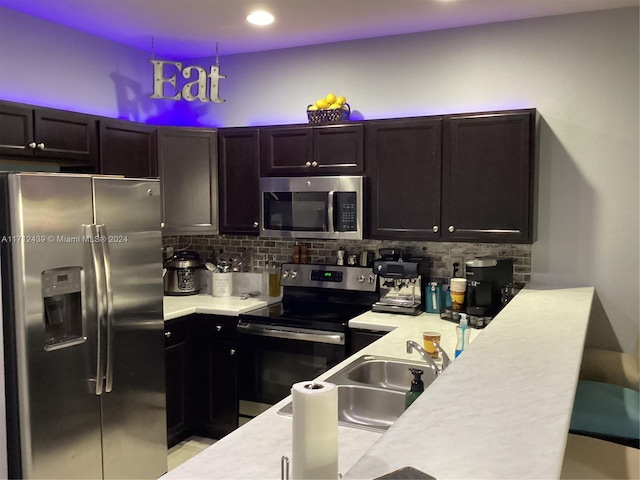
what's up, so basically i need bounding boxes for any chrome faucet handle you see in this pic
[406,340,441,376]
[432,341,451,370]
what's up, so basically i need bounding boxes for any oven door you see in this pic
[237,321,346,418]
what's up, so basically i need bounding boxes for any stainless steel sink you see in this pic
[344,357,438,391]
[336,385,406,430]
[277,355,437,431]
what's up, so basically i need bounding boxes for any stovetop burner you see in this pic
[239,263,379,332]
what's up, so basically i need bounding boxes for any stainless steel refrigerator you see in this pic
[0,172,167,479]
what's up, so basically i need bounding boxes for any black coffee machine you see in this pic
[465,257,514,317]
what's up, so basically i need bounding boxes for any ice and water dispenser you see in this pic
[41,267,85,350]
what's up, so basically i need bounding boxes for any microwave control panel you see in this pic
[334,192,357,232]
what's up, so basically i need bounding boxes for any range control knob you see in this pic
[290,271,298,279]
[368,275,376,284]
[357,275,365,283]
[282,270,290,279]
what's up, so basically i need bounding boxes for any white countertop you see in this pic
[163,293,280,320]
[161,286,594,480]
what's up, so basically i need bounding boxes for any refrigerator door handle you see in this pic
[97,224,115,393]
[86,223,107,396]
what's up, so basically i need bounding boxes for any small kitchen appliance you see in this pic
[163,250,204,295]
[260,176,364,240]
[464,257,514,317]
[372,252,429,316]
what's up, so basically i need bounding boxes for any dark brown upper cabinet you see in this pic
[0,101,98,167]
[99,119,157,178]
[368,118,443,240]
[218,128,261,235]
[441,109,536,243]
[260,123,364,176]
[157,127,218,235]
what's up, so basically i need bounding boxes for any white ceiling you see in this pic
[0,0,637,58]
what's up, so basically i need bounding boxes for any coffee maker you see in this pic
[372,249,429,316]
[464,257,514,317]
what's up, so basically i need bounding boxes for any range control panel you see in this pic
[280,263,376,292]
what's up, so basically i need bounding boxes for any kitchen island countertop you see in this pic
[161,285,594,480]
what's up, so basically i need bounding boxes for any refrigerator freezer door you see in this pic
[92,178,167,479]
[7,173,103,479]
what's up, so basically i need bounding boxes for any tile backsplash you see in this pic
[163,235,532,285]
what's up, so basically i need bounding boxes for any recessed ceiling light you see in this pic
[247,10,274,26]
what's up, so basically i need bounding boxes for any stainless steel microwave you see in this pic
[260,176,364,240]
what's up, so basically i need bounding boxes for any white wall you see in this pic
[0,7,638,352]
[0,7,178,123]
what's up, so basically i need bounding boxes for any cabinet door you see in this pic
[193,316,238,439]
[349,329,387,355]
[34,108,98,165]
[158,128,218,235]
[201,340,238,439]
[100,119,157,177]
[218,128,260,234]
[260,126,313,176]
[0,102,34,158]
[312,124,364,174]
[368,118,442,240]
[165,319,192,448]
[442,110,535,243]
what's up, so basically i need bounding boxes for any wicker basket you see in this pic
[306,103,351,123]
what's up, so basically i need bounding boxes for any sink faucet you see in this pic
[406,340,451,376]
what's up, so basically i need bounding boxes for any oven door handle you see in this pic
[237,321,345,345]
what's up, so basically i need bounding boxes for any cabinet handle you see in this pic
[448,225,455,233]
[216,325,223,332]
[432,226,439,233]
[165,331,171,338]
[305,161,312,167]
[311,161,318,167]
[36,142,45,150]
[28,142,37,149]
[253,221,259,228]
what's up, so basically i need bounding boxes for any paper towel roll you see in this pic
[291,381,338,480]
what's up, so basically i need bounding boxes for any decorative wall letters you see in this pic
[150,60,226,102]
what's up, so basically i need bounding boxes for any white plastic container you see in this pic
[212,272,233,297]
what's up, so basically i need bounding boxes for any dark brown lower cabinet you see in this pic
[165,314,238,447]
[193,316,239,439]
[349,328,387,355]
[164,317,193,448]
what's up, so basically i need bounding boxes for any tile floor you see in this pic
[167,436,217,471]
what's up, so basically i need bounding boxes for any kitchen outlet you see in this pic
[449,257,464,278]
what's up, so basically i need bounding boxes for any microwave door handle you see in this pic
[327,190,335,233]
